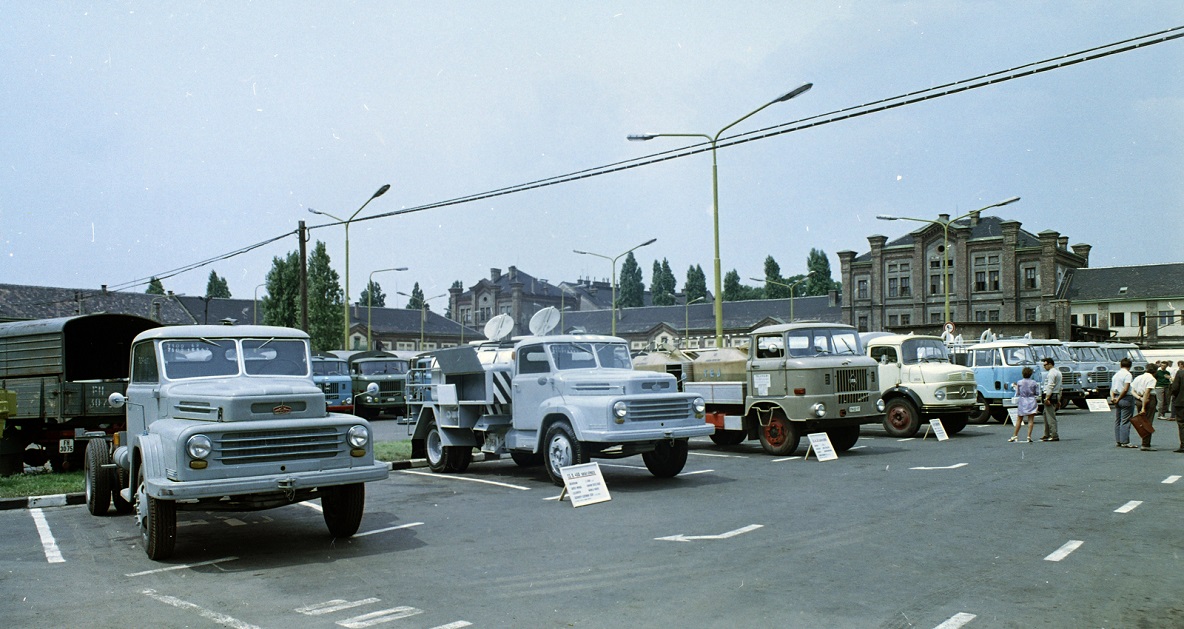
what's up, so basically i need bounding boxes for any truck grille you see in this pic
[1088,371,1109,385]
[836,368,871,405]
[378,381,404,393]
[215,427,342,465]
[626,398,692,422]
[1063,372,1081,385]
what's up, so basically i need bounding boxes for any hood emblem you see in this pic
[273,404,293,415]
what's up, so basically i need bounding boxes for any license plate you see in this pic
[848,405,862,413]
[59,439,74,454]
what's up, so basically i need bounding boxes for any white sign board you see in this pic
[752,373,771,396]
[1008,408,1020,425]
[1086,398,1112,413]
[929,418,949,441]
[806,432,838,462]
[559,462,611,508]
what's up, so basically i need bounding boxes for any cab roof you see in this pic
[134,325,308,342]
[865,333,942,346]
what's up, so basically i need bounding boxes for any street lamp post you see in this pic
[308,184,391,350]
[751,271,814,321]
[253,283,266,325]
[398,292,447,349]
[629,82,812,348]
[367,267,408,349]
[683,296,705,346]
[573,238,658,336]
[877,196,1021,325]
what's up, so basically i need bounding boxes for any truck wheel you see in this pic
[1072,398,1088,410]
[543,422,588,486]
[882,398,921,437]
[757,410,800,456]
[642,440,689,478]
[990,405,1009,422]
[84,440,111,516]
[709,430,746,446]
[445,447,472,473]
[137,465,176,560]
[827,426,860,452]
[510,451,543,467]
[967,396,990,424]
[111,466,133,514]
[425,423,448,473]
[322,483,365,538]
[942,416,968,435]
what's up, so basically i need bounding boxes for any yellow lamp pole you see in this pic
[877,196,1020,324]
[629,82,812,348]
[253,283,266,325]
[683,296,705,345]
[573,238,657,336]
[751,271,814,321]
[367,267,408,349]
[308,184,391,350]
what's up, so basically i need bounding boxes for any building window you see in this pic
[1024,308,1037,322]
[974,255,1001,292]
[975,310,987,322]
[888,314,899,326]
[1023,266,1038,290]
[900,276,911,297]
[930,312,942,324]
[888,278,898,298]
[1111,312,1125,327]
[886,262,910,298]
[857,316,869,332]
[900,314,911,326]
[857,278,869,299]
[930,274,942,296]
[1071,314,1078,325]
[1136,312,1146,328]
[988,310,1000,322]
[975,271,986,292]
[1083,313,1097,327]
[396,341,416,351]
[1160,311,1174,327]
[988,270,1000,291]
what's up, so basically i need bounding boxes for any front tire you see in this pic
[990,405,1009,422]
[943,416,968,435]
[709,430,746,446]
[883,398,921,437]
[967,395,990,424]
[543,422,588,486]
[827,426,860,452]
[322,483,365,538]
[1072,397,1088,410]
[757,409,800,456]
[84,440,111,516]
[642,440,689,478]
[137,465,176,560]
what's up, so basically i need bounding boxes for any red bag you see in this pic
[1130,413,1155,439]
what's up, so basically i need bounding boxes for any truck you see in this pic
[312,352,354,413]
[677,322,885,456]
[0,314,161,475]
[91,324,389,560]
[864,334,977,437]
[404,310,712,485]
[1063,341,1113,405]
[1101,342,1149,376]
[347,350,413,419]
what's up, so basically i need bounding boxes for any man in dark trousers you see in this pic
[1170,360,1184,453]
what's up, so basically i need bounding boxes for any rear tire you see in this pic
[542,422,588,486]
[322,483,365,538]
[757,410,800,456]
[425,423,448,473]
[111,465,133,514]
[445,446,472,473]
[883,398,921,437]
[84,440,111,516]
[642,440,689,478]
[709,430,746,446]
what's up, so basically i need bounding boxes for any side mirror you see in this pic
[108,392,126,408]
[365,382,380,396]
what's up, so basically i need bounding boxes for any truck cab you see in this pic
[98,325,388,560]
[312,352,353,413]
[1064,341,1113,403]
[348,350,412,419]
[865,334,977,437]
[1101,342,1148,376]
[958,340,1038,422]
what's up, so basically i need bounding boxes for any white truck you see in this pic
[91,325,389,560]
[404,310,712,485]
[864,334,977,437]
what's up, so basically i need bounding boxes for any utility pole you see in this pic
[298,220,309,332]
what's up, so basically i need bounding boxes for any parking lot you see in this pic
[4,408,1182,628]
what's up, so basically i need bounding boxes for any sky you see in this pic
[2,2,1182,308]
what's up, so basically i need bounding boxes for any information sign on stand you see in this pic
[803,432,838,462]
[1086,399,1112,413]
[558,462,611,508]
[1008,408,1019,425]
[925,418,950,441]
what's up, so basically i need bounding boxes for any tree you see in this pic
[306,241,344,351]
[205,270,231,298]
[650,259,676,306]
[661,259,676,302]
[404,282,426,311]
[262,251,300,328]
[684,265,708,303]
[617,252,644,308]
[763,255,788,299]
[359,280,385,308]
[805,248,839,296]
[724,269,761,301]
[146,277,165,295]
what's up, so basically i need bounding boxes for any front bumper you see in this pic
[581,423,714,443]
[148,462,390,501]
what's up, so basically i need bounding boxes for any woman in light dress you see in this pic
[1009,367,1041,443]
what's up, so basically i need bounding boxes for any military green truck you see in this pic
[347,350,413,420]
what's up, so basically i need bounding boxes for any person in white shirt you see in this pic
[1110,358,1135,448]
[1040,358,1062,442]
[1131,363,1159,451]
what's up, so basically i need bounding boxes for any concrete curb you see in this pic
[0,459,428,511]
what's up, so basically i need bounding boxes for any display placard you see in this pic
[805,432,838,462]
[1086,398,1112,413]
[559,462,611,507]
[1008,408,1020,425]
[752,373,771,396]
[929,418,949,441]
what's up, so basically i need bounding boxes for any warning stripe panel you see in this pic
[492,371,512,405]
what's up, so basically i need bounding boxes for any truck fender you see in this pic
[133,433,169,499]
[437,426,478,448]
[880,386,923,411]
[537,411,579,450]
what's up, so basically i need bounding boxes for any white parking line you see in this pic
[597,463,646,470]
[401,469,530,490]
[933,612,977,628]
[690,452,747,458]
[1164,475,1181,484]
[338,606,423,628]
[29,508,64,564]
[429,622,473,629]
[772,456,801,462]
[897,438,916,442]
[126,556,240,577]
[910,463,969,470]
[1044,540,1084,562]
[1114,500,1143,513]
[680,469,715,475]
[354,522,424,538]
[142,589,260,629]
[299,501,324,512]
[297,598,381,616]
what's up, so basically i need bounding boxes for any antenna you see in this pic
[528,306,561,336]
[483,314,514,342]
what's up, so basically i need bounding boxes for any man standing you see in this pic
[1155,361,1172,419]
[1170,361,1184,453]
[1040,358,1062,442]
[1110,357,1136,448]
[1131,363,1159,451]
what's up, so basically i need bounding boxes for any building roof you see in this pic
[558,294,842,336]
[351,304,482,338]
[0,283,195,324]
[1065,263,1184,302]
[851,215,1043,262]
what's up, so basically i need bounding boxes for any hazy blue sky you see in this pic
[2,2,1181,306]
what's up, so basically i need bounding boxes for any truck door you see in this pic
[512,344,555,433]
[749,333,788,398]
[870,345,901,388]
[126,341,162,432]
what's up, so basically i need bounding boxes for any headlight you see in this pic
[348,425,370,448]
[811,402,826,418]
[343,397,352,405]
[693,397,706,416]
[876,398,886,412]
[186,434,212,460]
[613,401,628,419]
[934,388,947,401]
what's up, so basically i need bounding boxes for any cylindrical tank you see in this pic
[690,347,748,382]
[633,349,695,390]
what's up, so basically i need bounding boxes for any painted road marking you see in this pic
[850,445,868,449]
[29,508,64,564]
[401,469,530,490]
[297,598,381,616]
[355,522,424,538]
[1114,500,1143,513]
[772,457,801,462]
[910,463,969,470]
[429,622,473,629]
[1044,540,1084,562]
[1164,475,1181,484]
[126,557,239,577]
[934,612,977,628]
[299,501,324,513]
[597,463,646,470]
[897,438,916,442]
[142,589,260,629]
[690,452,747,458]
[656,524,763,542]
[338,605,423,628]
[177,519,211,528]
[679,469,715,475]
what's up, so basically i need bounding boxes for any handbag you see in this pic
[1130,412,1155,439]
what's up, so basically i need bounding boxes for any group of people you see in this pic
[1007,357,1184,452]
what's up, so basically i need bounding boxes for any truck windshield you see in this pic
[592,343,633,369]
[1029,344,1073,363]
[549,343,599,370]
[162,339,240,379]
[1002,346,1037,365]
[900,338,951,364]
[357,360,408,375]
[1067,346,1105,362]
[786,328,862,357]
[240,339,310,376]
[313,360,350,376]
